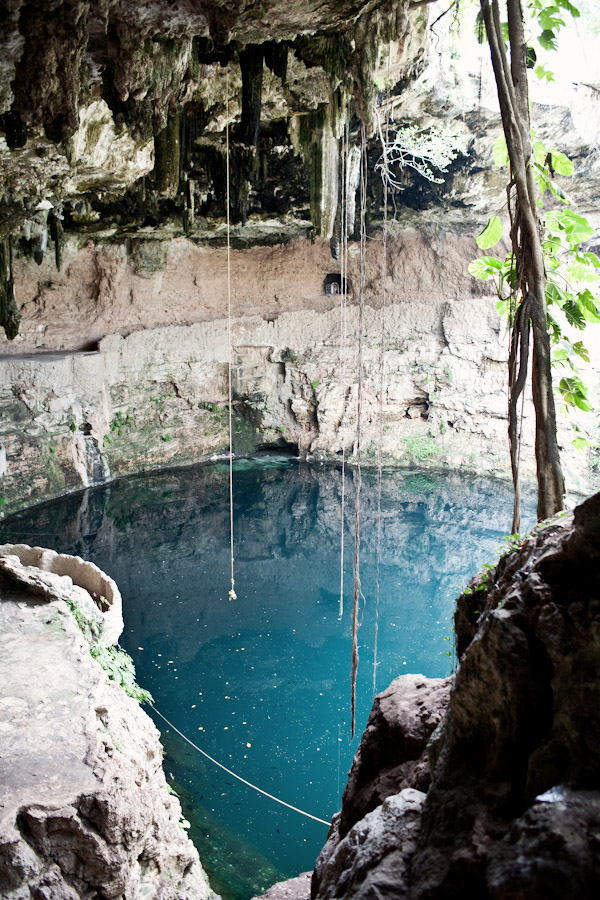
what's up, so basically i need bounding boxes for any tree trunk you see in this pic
[480,0,565,525]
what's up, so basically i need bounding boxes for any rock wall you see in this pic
[1,230,598,514]
[311,492,600,900]
[0,543,218,900]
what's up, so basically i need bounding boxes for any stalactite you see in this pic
[153,107,181,197]
[49,210,64,271]
[239,45,264,146]
[263,41,287,85]
[0,237,21,340]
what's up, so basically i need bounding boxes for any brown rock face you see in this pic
[338,674,451,837]
[312,675,450,900]
[311,493,600,900]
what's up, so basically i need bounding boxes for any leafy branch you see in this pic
[469,132,599,419]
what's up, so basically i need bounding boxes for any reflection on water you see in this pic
[0,459,535,899]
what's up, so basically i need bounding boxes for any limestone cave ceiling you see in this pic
[0,0,435,246]
[1,0,598,271]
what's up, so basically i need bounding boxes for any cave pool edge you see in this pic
[0,456,537,900]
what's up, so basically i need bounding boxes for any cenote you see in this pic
[0,458,535,899]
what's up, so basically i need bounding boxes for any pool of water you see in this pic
[0,459,535,898]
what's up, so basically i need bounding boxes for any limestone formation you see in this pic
[0,546,218,900]
[311,492,600,900]
[1,228,598,515]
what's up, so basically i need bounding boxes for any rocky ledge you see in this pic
[311,491,600,900]
[0,544,217,900]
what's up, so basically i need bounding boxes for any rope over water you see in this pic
[150,705,332,826]
[226,70,236,602]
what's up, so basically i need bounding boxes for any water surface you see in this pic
[0,459,534,898]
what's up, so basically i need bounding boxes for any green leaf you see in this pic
[548,181,574,204]
[468,256,504,280]
[526,45,537,68]
[552,348,570,366]
[564,301,586,329]
[578,289,600,322]
[492,134,509,168]
[533,139,547,166]
[567,260,600,283]
[550,150,574,176]
[546,281,567,306]
[538,29,558,50]
[539,11,565,31]
[547,311,562,341]
[555,1,580,19]
[547,209,595,246]
[535,64,555,83]
[559,376,592,411]
[476,216,503,249]
[572,340,590,363]
[572,436,593,451]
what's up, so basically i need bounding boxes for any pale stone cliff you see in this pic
[0,543,218,900]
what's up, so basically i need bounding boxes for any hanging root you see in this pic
[351,122,367,738]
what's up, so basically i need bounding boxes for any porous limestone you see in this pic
[0,548,218,900]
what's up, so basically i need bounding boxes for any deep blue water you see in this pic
[0,459,535,898]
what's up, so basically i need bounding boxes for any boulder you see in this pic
[312,492,600,900]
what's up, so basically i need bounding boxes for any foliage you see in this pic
[90,643,153,704]
[63,591,153,705]
[469,130,599,419]
[403,434,441,460]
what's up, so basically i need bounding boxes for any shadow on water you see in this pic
[0,459,536,899]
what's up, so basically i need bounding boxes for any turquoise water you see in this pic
[0,459,534,898]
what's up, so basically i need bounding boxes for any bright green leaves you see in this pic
[549,150,574,176]
[578,289,600,322]
[476,216,503,249]
[468,255,505,280]
[532,138,576,202]
[538,29,558,50]
[535,64,555,82]
[531,1,581,54]
[471,119,599,434]
[558,376,593,410]
[546,208,595,246]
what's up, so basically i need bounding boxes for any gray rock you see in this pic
[487,787,600,900]
[252,871,312,900]
[0,564,218,900]
[312,493,600,900]
[315,790,425,900]
[339,674,451,836]
[312,674,449,900]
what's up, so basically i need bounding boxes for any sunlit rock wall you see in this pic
[0,229,597,514]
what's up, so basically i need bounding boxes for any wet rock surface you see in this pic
[311,492,600,900]
[0,556,217,900]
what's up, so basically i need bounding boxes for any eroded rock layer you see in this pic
[311,492,600,900]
